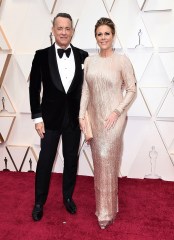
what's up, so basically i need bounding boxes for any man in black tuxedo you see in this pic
[29,13,88,221]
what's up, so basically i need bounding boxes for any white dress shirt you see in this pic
[34,43,75,124]
[56,44,75,92]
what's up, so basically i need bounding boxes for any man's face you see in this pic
[52,17,74,49]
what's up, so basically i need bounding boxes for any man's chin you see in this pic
[57,41,70,48]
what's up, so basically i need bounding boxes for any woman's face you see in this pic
[95,25,114,51]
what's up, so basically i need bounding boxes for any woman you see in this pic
[79,17,136,229]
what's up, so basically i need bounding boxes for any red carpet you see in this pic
[0,172,174,240]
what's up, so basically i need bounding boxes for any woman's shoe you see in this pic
[98,220,113,229]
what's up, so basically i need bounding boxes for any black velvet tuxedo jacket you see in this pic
[29,43,88,131]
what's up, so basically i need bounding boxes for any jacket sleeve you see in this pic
[29,51,43,119]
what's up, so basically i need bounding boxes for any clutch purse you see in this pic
[84,111,93,142]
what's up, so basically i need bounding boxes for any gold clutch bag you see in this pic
[84,111,93,142]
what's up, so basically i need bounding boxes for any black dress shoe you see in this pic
[32,204,43,221]
[63,198,77,214]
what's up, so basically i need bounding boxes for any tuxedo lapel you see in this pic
[48,44,65,93]
[67,45,82,93]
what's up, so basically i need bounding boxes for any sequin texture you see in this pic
[79,53,136,224]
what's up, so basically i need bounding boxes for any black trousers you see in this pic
[35,120,81,206]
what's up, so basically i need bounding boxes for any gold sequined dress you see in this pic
[79,53,136,224]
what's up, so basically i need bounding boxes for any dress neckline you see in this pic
[98,51,115,59]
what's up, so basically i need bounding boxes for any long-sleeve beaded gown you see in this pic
[79,52,136,226]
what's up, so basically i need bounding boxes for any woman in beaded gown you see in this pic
[79,17,136,229]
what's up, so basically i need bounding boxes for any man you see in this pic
[29,13,88,221]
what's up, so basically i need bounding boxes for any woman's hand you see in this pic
[79,118,86,133]
[79,118,91,145]
[105,111,119,130]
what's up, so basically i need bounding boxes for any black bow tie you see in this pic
[57,48,71,58]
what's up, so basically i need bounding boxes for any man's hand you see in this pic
[35,122,45,138]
